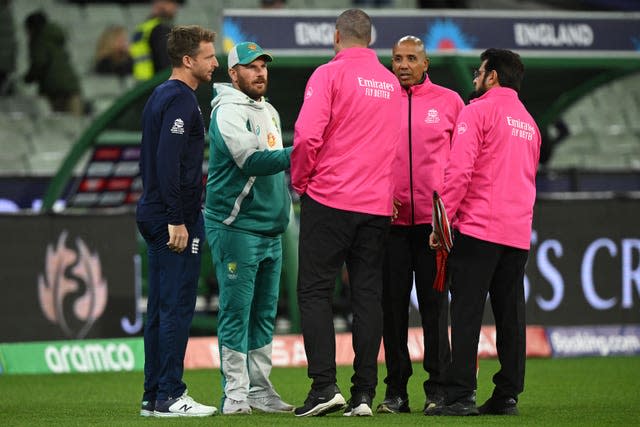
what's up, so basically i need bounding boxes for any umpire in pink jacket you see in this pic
[426,49,541,417]
[291,9,402,418]
[377,36,464,416]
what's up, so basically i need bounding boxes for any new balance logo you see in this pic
[179,404,193,412]
[191,237,200,254]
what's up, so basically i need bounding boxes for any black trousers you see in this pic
[445,232,528,403]
[297,195,390,397]
[381,224,451,400]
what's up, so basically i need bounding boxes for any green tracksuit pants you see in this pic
[207,225,282,402]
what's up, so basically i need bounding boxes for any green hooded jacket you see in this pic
[205,83,292,237]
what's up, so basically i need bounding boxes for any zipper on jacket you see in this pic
[408,89,415,225]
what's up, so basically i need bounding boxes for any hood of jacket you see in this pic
[211,83,266,112]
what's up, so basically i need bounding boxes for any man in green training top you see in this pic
[205,41,294,416]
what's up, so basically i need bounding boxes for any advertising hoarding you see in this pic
[0,214,140,343]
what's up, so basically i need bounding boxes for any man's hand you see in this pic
[391,198,402,222]
[167,224,188,253]
[429,231,441,250]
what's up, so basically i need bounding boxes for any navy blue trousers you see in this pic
[137,213,203,402]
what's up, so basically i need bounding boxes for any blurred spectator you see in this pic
[94,25,133,77]
[23,10,83,115]
[418,0,467,7]
[0,0,16,95]
[130,0,179,81]
[353,0,393,7]
[261,0,286,7]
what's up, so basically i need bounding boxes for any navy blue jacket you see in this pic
[136,79,205,225]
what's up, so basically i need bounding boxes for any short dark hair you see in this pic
[167,25,216,67]
[336,9,371,45]
[25,10,47,33]
[480,48,524,92]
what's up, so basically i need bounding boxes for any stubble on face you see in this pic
[192,42,217,84]
[234,61,268,100]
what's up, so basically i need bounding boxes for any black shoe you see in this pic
[423,398,444,416]
[423,393,444,413]
[344,393,373,417]
[478,396,519,415]
[294,384,347,417]
[424,394,478,416]
[376,395,410,414]
[441,399,480,416]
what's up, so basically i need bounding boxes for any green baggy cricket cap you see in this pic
[228,42,273,68]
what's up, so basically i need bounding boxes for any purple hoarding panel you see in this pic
[222,10,640,55]
[548,325,640,357]
[523,198,640,326]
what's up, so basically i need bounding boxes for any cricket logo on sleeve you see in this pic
[170,118,185,135]
[457,122,468,134]
[305,86,313,99]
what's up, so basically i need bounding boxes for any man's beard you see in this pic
[467,84,487,103]
[238,76,267,100]
[196,69,212,84]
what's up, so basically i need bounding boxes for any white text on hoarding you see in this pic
[45,343,135,373]
[526,232,640,311]
[514,23,594,47]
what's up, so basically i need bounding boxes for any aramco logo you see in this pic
[38,231,108,339]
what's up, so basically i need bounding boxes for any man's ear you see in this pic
[182,54,192,69]
[487,69,499,87]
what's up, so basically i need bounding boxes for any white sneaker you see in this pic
[154,391,217,417]
[140,400,155,417]
[248,395,295,413]
[222,398,252,415]
[343,394,373,417]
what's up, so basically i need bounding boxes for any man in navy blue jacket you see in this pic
[136,25,219,418]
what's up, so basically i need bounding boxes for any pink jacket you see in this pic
[393,76,464,225]
[291,47,402,216]
[442,87,541,250]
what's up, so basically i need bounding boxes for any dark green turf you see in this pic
[1,357,638,426]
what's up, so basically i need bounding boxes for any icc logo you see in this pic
[38,231,108,339]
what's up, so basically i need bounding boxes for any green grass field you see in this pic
[1,357,638,426]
